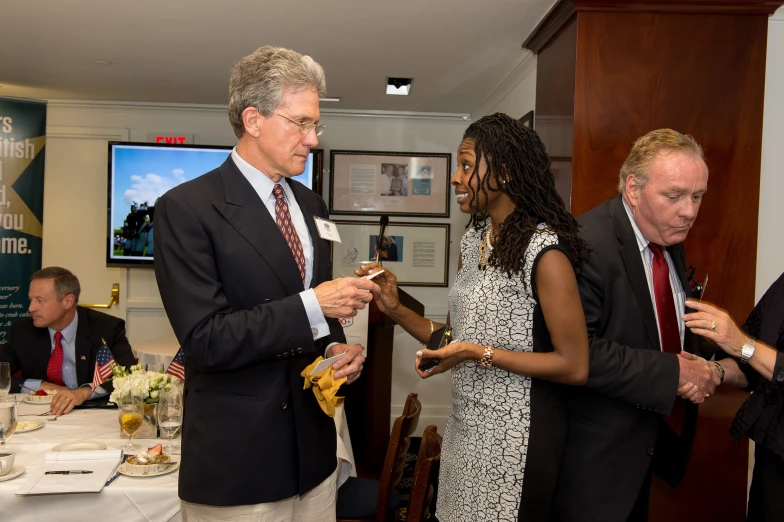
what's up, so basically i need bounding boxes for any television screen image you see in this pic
[107,142,324,268]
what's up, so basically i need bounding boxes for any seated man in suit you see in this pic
[0,266,135,415]
[552,129,721,522]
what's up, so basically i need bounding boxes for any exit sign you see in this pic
[146,133,194,145]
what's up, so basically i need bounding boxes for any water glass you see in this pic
[0,402,17,447]
[157,389,182,454]
[0,362,10,399]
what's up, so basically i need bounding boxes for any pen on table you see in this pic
[45,470,94,475]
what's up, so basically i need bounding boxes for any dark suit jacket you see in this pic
[154,156,345,506]
[552,196,707,522]
[0,306,135,393]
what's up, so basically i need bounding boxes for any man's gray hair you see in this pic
[228,46,327,138]
[32,266,81,304]
[618,129,706,193]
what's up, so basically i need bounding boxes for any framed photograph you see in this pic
[329,150,451,217]
[520,110,535,129]
[331,221,450,287]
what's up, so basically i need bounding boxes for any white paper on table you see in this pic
[16,450,123,495]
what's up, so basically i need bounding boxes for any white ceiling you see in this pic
[0,0,555,114]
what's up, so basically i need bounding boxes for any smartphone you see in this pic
[417,325,452,372]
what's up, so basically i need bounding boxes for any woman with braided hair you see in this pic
[356,113,590,521]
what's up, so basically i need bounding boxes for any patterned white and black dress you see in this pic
[436,223,570,522]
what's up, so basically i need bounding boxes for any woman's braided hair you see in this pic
[463,113,589,280]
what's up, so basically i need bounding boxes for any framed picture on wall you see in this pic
[329,150,451,217]
[331,220,450,287]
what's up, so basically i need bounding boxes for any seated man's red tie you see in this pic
[46,331,66,386]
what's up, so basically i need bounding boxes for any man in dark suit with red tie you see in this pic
[551,130,722,522]
[0,266,135,415]
[153,46,379,521]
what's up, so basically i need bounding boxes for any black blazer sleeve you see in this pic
[154,191,318,373]
[1,324,25,392]
[105,316,136,371]
[580,246,681,414]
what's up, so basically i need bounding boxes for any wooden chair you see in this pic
[337,392,422,522]
[404,425,442,522]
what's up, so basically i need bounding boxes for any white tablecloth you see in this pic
[1,396,355,521]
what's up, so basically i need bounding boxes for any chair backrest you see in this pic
[375,392,422,521]
[405,425,442,522]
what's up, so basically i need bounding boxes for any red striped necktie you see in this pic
[273,184,306,285]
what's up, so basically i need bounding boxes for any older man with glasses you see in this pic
[153,46,380,521]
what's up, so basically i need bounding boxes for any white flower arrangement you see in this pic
[108,364,180,405]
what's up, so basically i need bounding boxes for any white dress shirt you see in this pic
[622,198,686,350]
[231,149,329,341]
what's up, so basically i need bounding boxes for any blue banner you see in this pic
[0,97,46,343]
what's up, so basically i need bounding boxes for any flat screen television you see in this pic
[106,142,324,268]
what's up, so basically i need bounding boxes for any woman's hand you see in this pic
[413,342,483,379]
[683,299,748,357]
[354,263,400,313]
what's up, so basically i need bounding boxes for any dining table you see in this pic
[0,395,356,522]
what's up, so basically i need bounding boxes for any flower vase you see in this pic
[120,403,157,440]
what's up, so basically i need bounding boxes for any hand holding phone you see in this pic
[417,325,452,372]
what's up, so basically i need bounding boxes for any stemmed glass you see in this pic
[0,362,11,400]
[157,389,182,454]
[0,401,17,448]
[117,392,144,453]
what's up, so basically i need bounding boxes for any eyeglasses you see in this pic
[276,113,325,136]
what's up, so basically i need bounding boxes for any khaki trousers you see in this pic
[181,467,338,522]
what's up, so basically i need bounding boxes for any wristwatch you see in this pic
[740,337,756,364]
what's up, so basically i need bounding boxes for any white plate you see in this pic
[15,419,45,433]
[22,395,53,404]
[117,460,180,477]
[0,466,25,482]
[51,441,107,452]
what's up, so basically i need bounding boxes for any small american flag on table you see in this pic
[166,348,185,381]
[91,339,116,390]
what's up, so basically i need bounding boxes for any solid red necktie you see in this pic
[46,331,65,386]
[273,184,306,285]
[649,243,685,433]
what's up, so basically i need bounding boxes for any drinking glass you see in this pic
[157,389,182,454]
[0,362,11,400]
[117,392,144,453]
[0,402,17,448]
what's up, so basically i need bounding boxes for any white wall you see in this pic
[471,52,537,120]
[43,101,469,433]
[757,9,784,299]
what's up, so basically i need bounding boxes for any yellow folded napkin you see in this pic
[301,357,347,417]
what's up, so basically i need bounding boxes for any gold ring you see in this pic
[704,393,710,399]
[65,398,70,402]
[711,321,717,332]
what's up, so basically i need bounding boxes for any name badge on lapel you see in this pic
[314,217,341,243]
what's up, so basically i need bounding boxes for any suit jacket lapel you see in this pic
[212,157,304,296]
[668,243,699,354]
[609,196,661,350]
[74,308,93,386]
[33,327,53,381]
